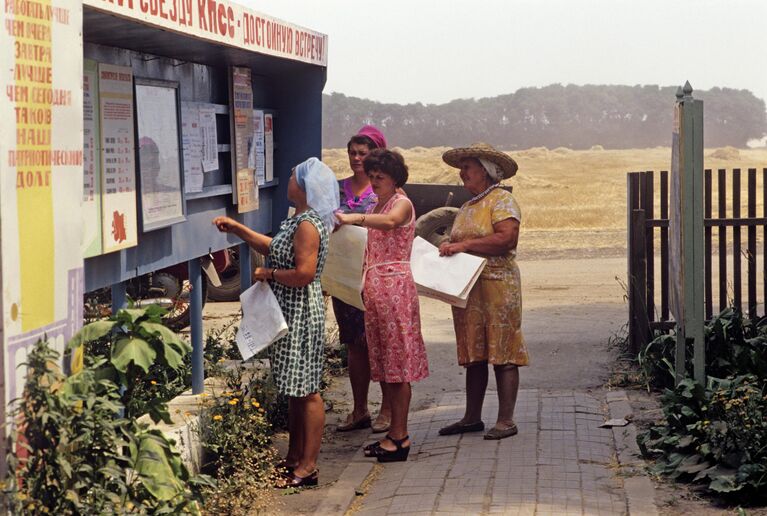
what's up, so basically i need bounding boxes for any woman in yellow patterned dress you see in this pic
[437,143,528,440]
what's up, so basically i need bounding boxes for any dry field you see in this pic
[323,146,767,259]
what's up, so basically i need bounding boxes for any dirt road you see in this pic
[264,255,627,513]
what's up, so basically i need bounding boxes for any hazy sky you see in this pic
[246,0,767,107]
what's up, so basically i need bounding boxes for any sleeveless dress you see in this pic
[266,209,330,397]
[362,193,429,383]
[332,178,377,347]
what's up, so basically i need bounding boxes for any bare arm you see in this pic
[439,218,519,257]
[336,198,412,230]
[253,220,320,288]
[212,216,272,256]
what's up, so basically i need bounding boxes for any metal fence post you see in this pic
[189,258,204,394]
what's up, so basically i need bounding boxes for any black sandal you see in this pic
[366,434,410,463]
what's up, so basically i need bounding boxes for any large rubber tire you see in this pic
[415,207,459,247]
[162,275,208,331]
[207,247,265,302]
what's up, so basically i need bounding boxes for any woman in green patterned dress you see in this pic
[213,157,338,488]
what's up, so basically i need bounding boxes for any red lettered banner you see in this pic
[83,0,328,66]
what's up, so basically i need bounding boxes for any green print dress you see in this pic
[266,209,329,397]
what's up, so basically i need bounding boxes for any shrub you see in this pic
[196,366,279,514]
[8,338,213,514]
[638,308,767,390]
[638,375,767,498]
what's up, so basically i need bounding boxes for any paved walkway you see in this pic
[317,389,657,516]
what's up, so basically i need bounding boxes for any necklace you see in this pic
[468,184,501,204]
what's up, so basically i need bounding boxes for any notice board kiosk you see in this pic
[0,0,328,458]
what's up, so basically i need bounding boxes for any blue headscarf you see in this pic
[295,157,340,232]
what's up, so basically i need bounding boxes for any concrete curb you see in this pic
[606,390,659,516]
[313,448,375,515]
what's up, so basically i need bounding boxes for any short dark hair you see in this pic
[346,135,377,151]
[363,149,409,188]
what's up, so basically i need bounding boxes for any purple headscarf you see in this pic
[356,125,387,149]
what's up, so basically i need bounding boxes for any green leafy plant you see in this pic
[639,308,767,390]
[196,366,279,514]
[9,338,213,514]
[638,375,767,498]
[69,306,192,423]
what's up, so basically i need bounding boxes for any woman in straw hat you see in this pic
[437,143,529,440]
[334,125,392,434]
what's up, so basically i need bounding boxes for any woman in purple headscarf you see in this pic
[334,125,392,434]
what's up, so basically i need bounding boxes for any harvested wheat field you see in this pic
[323,146,767,259]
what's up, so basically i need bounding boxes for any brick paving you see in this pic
[351,390,631,516]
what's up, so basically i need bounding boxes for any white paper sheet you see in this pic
[253,110,265,185]
[199,105,219,173]
[236,281,289,361]
[264,113,274,183]
[410,236,487,308]
[321,225,368,311]
[180,102,204,193]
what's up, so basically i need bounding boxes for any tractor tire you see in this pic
[415,207,459,247]
[207,247,265,302]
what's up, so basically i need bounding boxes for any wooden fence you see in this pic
[627,167,767,353]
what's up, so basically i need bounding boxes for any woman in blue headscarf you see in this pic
[213,157,339,488]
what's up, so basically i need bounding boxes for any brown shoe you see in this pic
[371,413,391,433]
[337,412,371,432]
[275,469,318,489]
[483,423,518,440]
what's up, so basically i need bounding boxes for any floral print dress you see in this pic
[362,193,429,383]
[266,209,329,397]
[450,188,529,367]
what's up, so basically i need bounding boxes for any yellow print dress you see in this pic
[449,187,529,366]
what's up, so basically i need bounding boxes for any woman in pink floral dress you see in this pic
[336,149,428,462]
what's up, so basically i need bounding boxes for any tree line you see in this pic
[322,84,767,149]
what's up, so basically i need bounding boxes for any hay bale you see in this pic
[553,147,571,154]
[708,146,741,160]
[590,144,604,151]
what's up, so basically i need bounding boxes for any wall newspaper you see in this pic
[135,82,186,230]
[231,67,258,212]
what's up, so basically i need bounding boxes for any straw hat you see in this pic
[442,142,518,179]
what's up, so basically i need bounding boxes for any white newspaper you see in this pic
[235,281,288,361]
[410,236,486,308]
[321,225,367,311]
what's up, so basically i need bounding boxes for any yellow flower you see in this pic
[228,398,239,405]
[213,414,223,421]
[150,380,157,385]
[251,400,260,408]
[17,493,27,501]
[200,393,209,398]
[218,358,226,363]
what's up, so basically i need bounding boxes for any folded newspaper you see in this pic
[410,236,486,308]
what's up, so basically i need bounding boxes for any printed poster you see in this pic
[231,67,258,212]
[253,109,265,185]
[264,113,274,183]
[199,105,219,173]
[1,0,85,411]
[82,59,102,257]
[181,102,204,193]
[99,63,138,252]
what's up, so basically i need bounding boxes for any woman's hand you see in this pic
[335,212,357,226]
[212,216,239,233]
[253,267,272,282]
[439,241,466,256]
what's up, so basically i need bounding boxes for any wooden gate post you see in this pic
[629,209,651,354]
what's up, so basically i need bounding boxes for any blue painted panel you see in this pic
[82,42,326,292]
